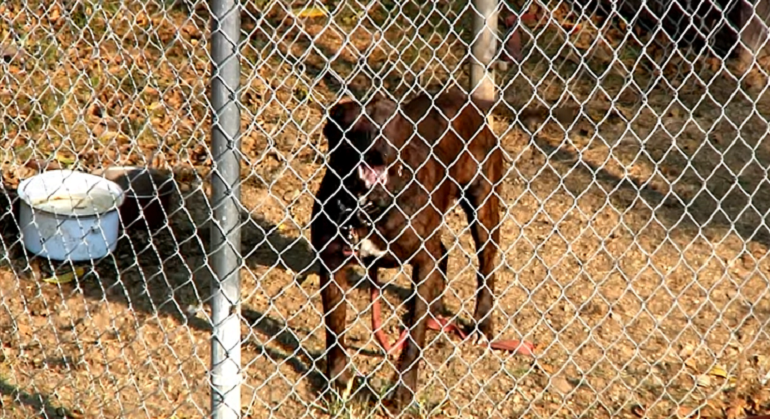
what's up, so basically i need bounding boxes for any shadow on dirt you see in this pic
[0,378,73,419]
[0,180,410,395]
[508,105,770,249]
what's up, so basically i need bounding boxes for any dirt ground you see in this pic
[1,0,770,418]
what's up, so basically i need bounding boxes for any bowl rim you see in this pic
[17,169,126,218]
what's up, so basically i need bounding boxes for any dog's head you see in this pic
[322,95,407,193]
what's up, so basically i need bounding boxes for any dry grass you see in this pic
[1,0,770,418]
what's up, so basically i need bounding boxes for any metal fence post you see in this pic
[470,0,500,102]
[209,0,242,417]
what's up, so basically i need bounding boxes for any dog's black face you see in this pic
[322,96,406,200]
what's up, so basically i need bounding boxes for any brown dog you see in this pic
[310,89,531,412]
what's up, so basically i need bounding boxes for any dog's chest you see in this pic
[357,237,387,258]
[337,196,391,260]
[345,225,387,258]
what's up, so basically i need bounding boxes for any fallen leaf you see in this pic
[146,102,163,112]
[536,362,556,374]
[631,404,647,418]
[549,376,573,395]
[292,6,328,19]
[704,399,725,418]
[676,406,696,419]
[697,374,711,387]
[709,365,728,378]
[25,159,62,172]
[708,57,720,72]
[725,398,746,419]
[43,267,86,285]
[53,152,76,165]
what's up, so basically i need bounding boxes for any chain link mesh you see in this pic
[1,0,770,418]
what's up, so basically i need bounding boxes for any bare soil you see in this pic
[1,0,770,418]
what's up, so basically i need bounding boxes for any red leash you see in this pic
[341,242,535,356]
[371,287,536,357]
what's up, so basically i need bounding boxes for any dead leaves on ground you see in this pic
[1,0,212,183]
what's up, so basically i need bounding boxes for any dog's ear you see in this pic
[323,98,362,149]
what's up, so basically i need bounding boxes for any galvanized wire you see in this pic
[1,0,770,418]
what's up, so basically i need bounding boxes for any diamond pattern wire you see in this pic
[2,0,770,418]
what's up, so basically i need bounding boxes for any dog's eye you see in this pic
[347,130,374,153]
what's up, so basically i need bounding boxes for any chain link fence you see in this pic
[2,0,770,418]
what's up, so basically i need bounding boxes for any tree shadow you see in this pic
[240,307,327,393]
[510,105,770,248]
[0,378,73,419]
[0,183,328,389]
[0,180,412,396]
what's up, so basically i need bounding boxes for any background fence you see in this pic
[2,0,770,418]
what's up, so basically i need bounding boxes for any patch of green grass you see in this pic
[13,144,35,162]
[69,2,92,30]
[318,390,376,418]
[332,2,365,28]
[88,73,101,90]
[18,28,62,70]
[312,377,401,419]
[102,0,122,15]
[125,115,150,140]
[619,44,643,62]
[39,91,63,124]
[508,365,534,379]
[22,108,45,134]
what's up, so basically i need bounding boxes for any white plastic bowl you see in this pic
[17,170,126,261]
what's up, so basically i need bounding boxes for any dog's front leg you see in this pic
[320,266,354,396]
[388,248,443,413]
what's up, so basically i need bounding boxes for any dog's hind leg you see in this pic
[460,155,503,344]
[460,151,534,355]
[460,193,499,344]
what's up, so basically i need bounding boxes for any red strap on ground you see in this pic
[371,287,536,357]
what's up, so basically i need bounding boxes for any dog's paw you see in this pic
[325,364,359,399]
[468,329,492,347]
[467,318,494,346]
[382,385,417,418]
